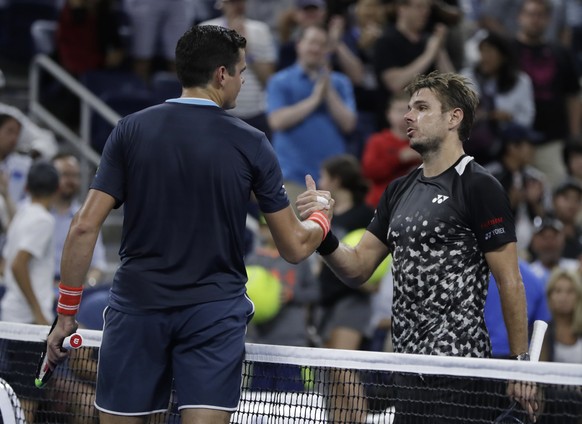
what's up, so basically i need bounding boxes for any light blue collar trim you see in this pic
[166,98,219,107]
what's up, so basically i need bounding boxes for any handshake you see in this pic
[296,174,334,223]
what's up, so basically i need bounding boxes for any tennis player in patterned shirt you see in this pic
[297,71,539,423]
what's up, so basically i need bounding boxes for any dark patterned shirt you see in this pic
[368,156,516,357]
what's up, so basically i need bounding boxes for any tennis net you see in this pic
[0,322,580,423]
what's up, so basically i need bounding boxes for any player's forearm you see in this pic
[60,216,101,288]
[498,279,529,356]
[322,244,369,288]
[275,219,326,264]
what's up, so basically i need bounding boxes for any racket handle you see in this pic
[35,333,83,388]
[62,333,83,350]
[529,320,548,362]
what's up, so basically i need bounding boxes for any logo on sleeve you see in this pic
[432,194,449,204]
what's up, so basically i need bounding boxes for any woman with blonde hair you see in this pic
[541,268,582,363]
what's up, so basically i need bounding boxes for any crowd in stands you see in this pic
[0,0,581,403]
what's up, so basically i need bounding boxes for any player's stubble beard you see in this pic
[410,136,442,157]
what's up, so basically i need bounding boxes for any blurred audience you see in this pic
[485,259,551,359]
[550,178,582,259]
[480,0,570,46]
[373,0,454,109]
[461,32,535,165]
[122,0,192,82]
[56,0,126,78]
[199,0,276,137]
[277,0,328,70]
[541,268,582,363]
[52,153,107,287]
[314,154,373,424]
[267,25,356,204]
[486,123,550,255]
[514,0,581,187]
[329,0,388,157]
[361,91,421,208]
[528,215,579,281]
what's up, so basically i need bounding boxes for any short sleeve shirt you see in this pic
[91,99,289,312]
[368,156,516,357]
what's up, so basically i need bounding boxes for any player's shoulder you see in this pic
[457,156,503,190]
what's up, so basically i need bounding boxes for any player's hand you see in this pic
[296,174,334,221]
[507,380,541,422]
[46,315,78,367]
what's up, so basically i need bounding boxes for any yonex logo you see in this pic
[432,194,449,204]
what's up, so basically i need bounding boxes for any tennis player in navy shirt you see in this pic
[46,25,334,424]
[297,71,539,423]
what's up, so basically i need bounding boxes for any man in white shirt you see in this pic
[52,153,107,286]
[199,0,277,137]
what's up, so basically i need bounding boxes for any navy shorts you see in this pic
[95,294,254,415]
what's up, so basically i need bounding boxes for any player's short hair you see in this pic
[26,160,59,197]
[175,25,247,88]
[405,71,478,143]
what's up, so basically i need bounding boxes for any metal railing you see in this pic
[28,54,121,189]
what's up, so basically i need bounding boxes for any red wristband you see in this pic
[307,211,331,240]
[56,282,83,315]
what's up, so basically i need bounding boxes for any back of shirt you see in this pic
[92,101,288,312]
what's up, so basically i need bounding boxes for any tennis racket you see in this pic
[0,378,25,424]
[34,318,83,389]
[493,320,548,424]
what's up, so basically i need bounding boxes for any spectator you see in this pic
[276,0,328,70]
[480,0,569,46]
[0,113,37,246]
[122,0,193,82]
[0,103,58,160]
[267,24,356,205]
[551,178,582,259]
[245,216,319,392]
[541,268,582,363]
[246,0,295,38]
[0,161,60,424]
[485,259,551,358]
[485,123,550,255]
[373,0,455,108]
[315,154,374,424]
[199,0,277,137]
[461,32,536,165]
[52,153,107,286]
[514,0,581,187]
[328,0,388,157]
[528,215,579,281]
[562,139,582,224]
[361,91,421,208]
[246,216,319,349]
[56,0,126,78]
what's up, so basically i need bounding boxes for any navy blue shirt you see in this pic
[91,99,289,312]
[368,156,516,357]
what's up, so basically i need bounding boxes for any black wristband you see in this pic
[316,231,339,256]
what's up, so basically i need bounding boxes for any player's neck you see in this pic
[181,88,223,107]
[421,140,465,178]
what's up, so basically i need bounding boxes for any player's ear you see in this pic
[448,108,463,131]
[215,66,228,87]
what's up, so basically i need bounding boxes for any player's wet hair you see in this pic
[405,71,479,143]
[175,25,247,88]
